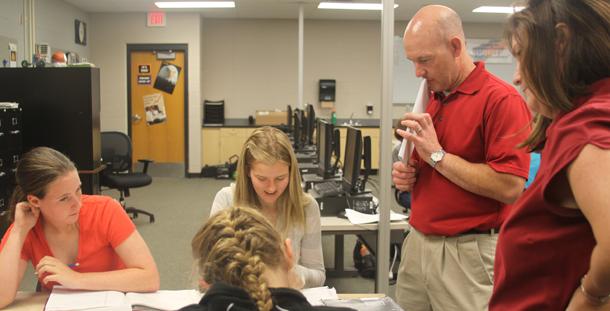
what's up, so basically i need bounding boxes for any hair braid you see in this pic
[192,206,285,311]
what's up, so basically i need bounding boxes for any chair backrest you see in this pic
[101,131,132,172]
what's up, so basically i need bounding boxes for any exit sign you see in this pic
[147,12,166,27]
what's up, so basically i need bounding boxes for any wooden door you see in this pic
[129,50,185,163]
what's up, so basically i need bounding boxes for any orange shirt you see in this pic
[0,195,135,291]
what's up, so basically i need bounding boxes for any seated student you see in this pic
[183,206,352,311]
[211,126,325,288]
[0,147,159,308]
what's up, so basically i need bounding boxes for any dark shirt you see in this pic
[180,282,354,311]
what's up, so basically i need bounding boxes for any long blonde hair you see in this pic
[505,0,610,151]
[192,206,286,311]
[234,126,306,233]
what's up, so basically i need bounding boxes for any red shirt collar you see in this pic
[432,61,487,100]
[455,61,486,95]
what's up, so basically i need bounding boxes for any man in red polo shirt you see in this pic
[391,5,531,311]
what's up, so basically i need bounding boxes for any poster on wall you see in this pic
[143,93,167,125]
[466,38,513,64]
[153,62,181,94]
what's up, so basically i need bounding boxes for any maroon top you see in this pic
[410,62,531,236]
[490,78,610,310]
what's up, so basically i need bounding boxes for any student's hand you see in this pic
[392,159,418,192]
[13,202,40,234]
[36,256,80,288]
[566,286,610,311]
[398,113,442,165]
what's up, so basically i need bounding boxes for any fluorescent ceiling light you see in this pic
[155,1,235,9]
[472,6,525,14]
[318,2,398,10]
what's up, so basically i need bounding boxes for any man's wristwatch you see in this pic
[430,149,445,168]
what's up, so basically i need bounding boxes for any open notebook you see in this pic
[45,287,203,311]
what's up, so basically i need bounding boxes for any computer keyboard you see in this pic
[314,181,343,197]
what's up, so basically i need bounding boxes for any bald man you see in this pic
[392,5,531,310]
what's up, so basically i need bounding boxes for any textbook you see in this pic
[45,287,203,311]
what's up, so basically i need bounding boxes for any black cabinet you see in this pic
[0,104,21,237]
[0,68,102,195]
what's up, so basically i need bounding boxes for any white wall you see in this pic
[89,12,202,174]
[201,19,508,120]
[0,0,24,63]
[36,0,90,59]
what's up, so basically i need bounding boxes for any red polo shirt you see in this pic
[410,62,531,236]
[490,78,610,310]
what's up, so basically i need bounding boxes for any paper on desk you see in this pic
[323,296,404,311]
[301,286,338,306]
[398,79,429,164]
[127,290,203,310]
[345,209,408,225]
[45,286,203,311]
[45,287,130,311]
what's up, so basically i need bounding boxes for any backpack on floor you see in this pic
[353,238,401,283]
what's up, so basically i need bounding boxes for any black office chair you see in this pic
[100,131,155,223]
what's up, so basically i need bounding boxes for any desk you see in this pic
[7,292,386,310]
[5,292,48,311]
[321,216,409,290]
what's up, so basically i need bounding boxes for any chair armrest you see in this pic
[137,159,154,174]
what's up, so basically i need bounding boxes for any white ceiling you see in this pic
[63,0,520,23]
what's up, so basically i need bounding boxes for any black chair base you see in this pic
[125,207,155,223]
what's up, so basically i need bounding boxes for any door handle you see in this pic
[132,114,142,122]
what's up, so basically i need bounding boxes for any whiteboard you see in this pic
[393,36,517,104]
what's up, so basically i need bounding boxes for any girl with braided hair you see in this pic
[182,206,352,311]
[211,126,324,288]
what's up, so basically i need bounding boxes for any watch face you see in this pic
[431,151,444,162]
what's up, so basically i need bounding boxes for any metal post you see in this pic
[297,3,304,110]
[376,0,395,294]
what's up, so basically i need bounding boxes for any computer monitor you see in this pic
[317,119,334,178]
[298,109,307,148]
[342,126,362,193]
[287,105,292,132]
[306,104,316,145]
[293,109,302,151]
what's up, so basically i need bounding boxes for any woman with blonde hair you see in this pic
[211,126,324,288]
[183,206,350,311]
[489,0,610,310]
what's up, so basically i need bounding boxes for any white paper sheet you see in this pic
[345,209,408,225]
[301,286,339,306]
[398,79,429,164]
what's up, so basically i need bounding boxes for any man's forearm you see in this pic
[433,152,525,204]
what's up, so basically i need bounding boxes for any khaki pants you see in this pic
[395,227,497,311]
